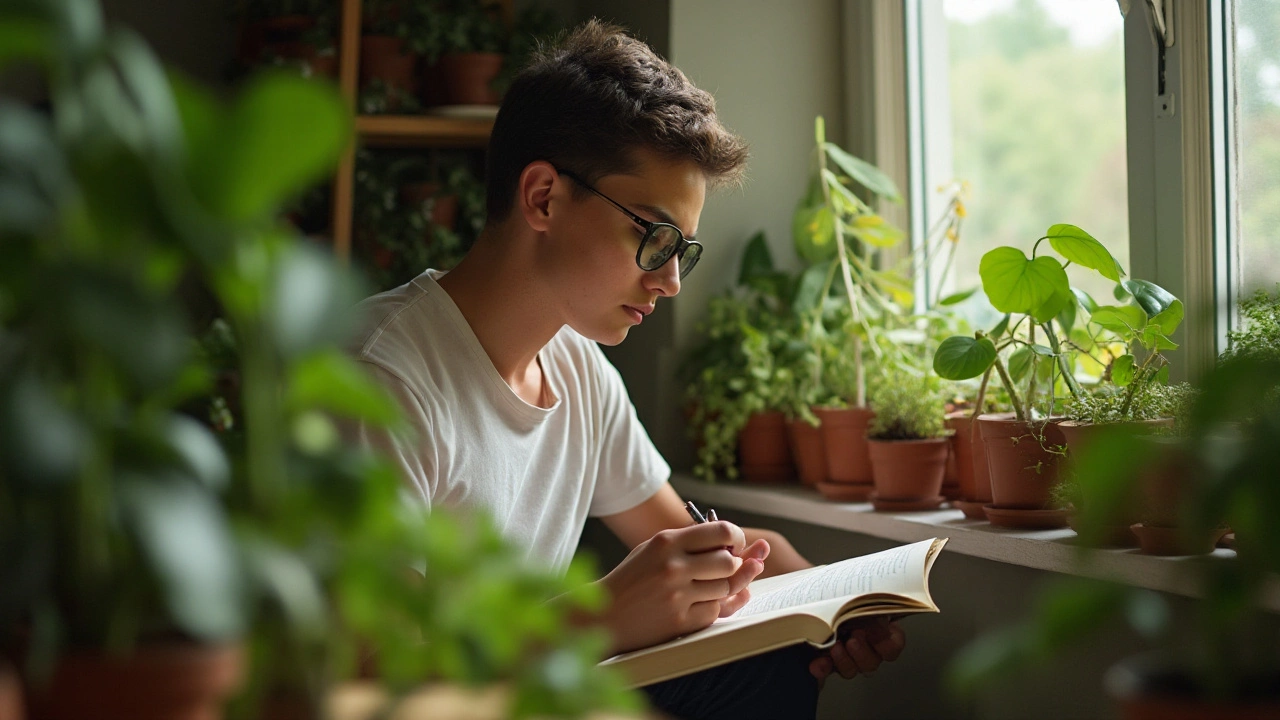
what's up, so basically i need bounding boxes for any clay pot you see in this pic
[23,643,244,720]
[360,35,417,103]
[1106,655,1280,720]
[867,437,949,502]
[814,406,875,485]
[954,412,1009,518]
[439,52,504,106]
[944,413,976,504]
[785,417,826,486]
[738,411,794,484]
[1059,419,1174,546]
[1130,523,1228,557]
[399,182,459,231]
[979,415,1065,510]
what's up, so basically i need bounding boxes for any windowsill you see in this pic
[670,474,1280,612]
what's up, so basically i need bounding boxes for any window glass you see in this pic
[1231,2,1280,293]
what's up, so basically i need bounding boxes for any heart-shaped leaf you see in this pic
[933,335,997,380]
[1112,354,1135,386]
[1008,346,1035,383]
[1151,299,1184,336]
[1090,305,1147,339]
[1045,224,1124,281]
[980,247,1070,317]
[1121,279,1178,317]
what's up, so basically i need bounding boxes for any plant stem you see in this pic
[993,355,1026,422]
[970,364,994,420]
[817,119,867,407]
[1042,321,1083,398]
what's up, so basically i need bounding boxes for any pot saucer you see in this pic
[983,504,1069,529]
[816,481,873,502]
[869,493,946,512]
[953,499,990,520]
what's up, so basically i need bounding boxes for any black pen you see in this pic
[685,500,709,524]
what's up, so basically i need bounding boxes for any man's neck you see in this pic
[436,228,564,399]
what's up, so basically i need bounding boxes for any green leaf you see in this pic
[287,350,402,425]
[1072,287,1098,314]
[1151,299,1184,336]
[1008,346,1034,383]
[206,71,350,221]
[1090,305,1147,339]
[933,336,997,380]
[0,19,53,69]
[979,247,1070,317]
[737,230,774,287]
[792,203,836,263]
[938,288,977,306]
[1070,327,1095,351]
[791,261,831,316]
[120,477,244,639]
[1056,295,1077,332]
[1112,354,1135,387]
[164,415,229,490]
[1044,224,1123,281]
[872,267,914,308]
[0,373,87,487]
[1030,344,1055,356]
[846,214,905,249]
[269,243,364,359]
[1155,365,1170,385]
[1032,285,1073,324]
[1120,279,1178,318]
[1140,327,1179,351]
[823,142,902,201]
[241,534,326,641]
[990,314,1011,338]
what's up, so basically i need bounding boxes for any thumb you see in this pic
[742,538,770,562]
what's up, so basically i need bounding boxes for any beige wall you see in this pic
[602,0,848,470]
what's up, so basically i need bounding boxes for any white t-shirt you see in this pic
[347,270,670,574]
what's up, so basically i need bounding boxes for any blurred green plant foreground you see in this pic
[0,0,639,716]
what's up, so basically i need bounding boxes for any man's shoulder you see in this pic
[348,275,446,378]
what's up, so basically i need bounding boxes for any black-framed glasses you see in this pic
[557,168,703,280]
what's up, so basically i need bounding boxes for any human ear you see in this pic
[517,161,560,233]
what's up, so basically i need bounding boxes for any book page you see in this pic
[731,538,937,620]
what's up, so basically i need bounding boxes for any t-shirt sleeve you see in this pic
[343,360,439,510]
[586,343,671,517]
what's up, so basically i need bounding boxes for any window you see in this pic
[917,0,1129,308]
[1226,2,1280,296]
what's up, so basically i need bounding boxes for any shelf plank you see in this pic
[669,474,1280,612]
[356,114,495,147]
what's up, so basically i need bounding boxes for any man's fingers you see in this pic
[684,549,741,580]
[829,640,859,678]
[844,630,882,675]
[717,586,751,617]
[809,656,834,682]
[871,622,905,662]
[676,521,746,554]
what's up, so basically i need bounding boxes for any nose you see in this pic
[644,254,681,297]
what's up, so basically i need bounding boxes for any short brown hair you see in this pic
[485,19,749,222]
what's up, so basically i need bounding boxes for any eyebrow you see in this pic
[636,203,698,241]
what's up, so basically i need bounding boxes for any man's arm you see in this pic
[599,483,813,577]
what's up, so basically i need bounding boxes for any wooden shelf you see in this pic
[355,114,494,147]
[669,474,1280,612]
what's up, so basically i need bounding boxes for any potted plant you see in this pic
[864,367,951,511]
[234,0,336,73]
[933,223,1127,528]
[793,116,906,501]
[438,0,508,106]
[360,0,419,112]
[684,232,801,484]
[948,355,1280,719]
[0,5,640,719]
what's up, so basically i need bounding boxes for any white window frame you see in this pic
[866,0,1231,382]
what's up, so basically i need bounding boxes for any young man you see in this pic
[347,19,905,719]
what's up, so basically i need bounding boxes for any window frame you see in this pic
[883,0,1230,381]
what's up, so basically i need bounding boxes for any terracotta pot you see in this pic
[1106,655,1280,720]
[0,662,21,720]
[979,415,1065,510]
[738,411,794,484]
[944,413,977,503]
[360,35,417,102]
[237,15,313,65]
[23,642,243,720]
[954,412,1010,518]
[814,406,875,485]
[1130,523,1228,556]
[1059,419,1173,546]
[867,437,948,501]
[785,417,826,486]
[439,52,504,106]
[399,182,459,231]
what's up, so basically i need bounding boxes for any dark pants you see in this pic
[640,644,820,720]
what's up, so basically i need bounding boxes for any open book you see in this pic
[600,537,947,687]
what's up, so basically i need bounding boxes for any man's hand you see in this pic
[597,521,770,656]
[808,618,905,688]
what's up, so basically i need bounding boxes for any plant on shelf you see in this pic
[948,355,1280,717]
[360,0,421,112]
[0,3,639,718]
[864,366,951,508]
[437,0,508,105]
[931,223,1129,523]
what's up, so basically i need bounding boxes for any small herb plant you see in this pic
[1222,284,1280,363]
[866,367,948,441]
